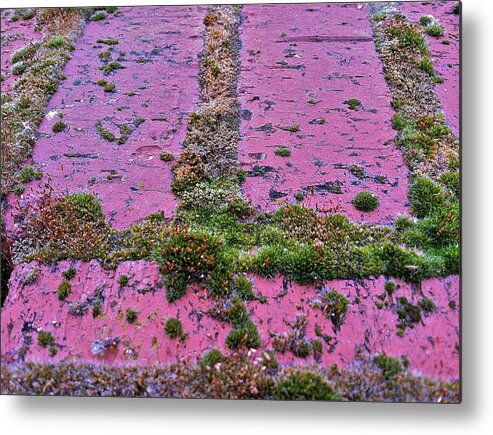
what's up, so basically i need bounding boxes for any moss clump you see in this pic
[418,297,436,313]
[384,281,396,296]
[125,308,138,324]
[274,371,339,401]
[165,318,184,339]
[280,124,300,133]
[12,42,41,63]
[373,353,403,379]
[52,121,67,133]
[91,11,107,21]
[419,15,434,26]
[425,24,444,37]
[408,177,444,218]
[344,98,361,110]
[61,266,77,281]
[419,57,436,77]
[322,290,349,331]
[352,191,379,212]
[103,83,116,93]
[97,79,107,86]
[396,296,422,333]
[92,301,103,318]
[97,122,116,142]
[294,192,304,202]
[48,346,58,357]
[234,275,255,301]
[57,281,72,301]
[202,348,224,366]
[99,51,111,62]
[119,275,129,287]
[18,166,42,183]
[226,320,260,349]
[159,152,174,162]
[12,185,25,196]
[97,38,119,45]
[274,146,291,157]
[37,331,55,348]
[99,61,124,76]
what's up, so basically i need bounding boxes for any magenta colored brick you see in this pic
[237,3,409,224]
[15,7,205,230]
[1,261,458,379]
[399,2,460,138]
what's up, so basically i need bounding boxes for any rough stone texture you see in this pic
[399,1,460,138]
[238,3,409,224]
[0,11,41,94]
[1,261,459,380]
[13,7,205,230]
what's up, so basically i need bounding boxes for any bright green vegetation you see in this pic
[97,38,119,45]
[274,370,340,401]
[57,281,72,301]
[52,121,67,133]
[91,11,107,21]
[425,24,444,37]
[202,348,225,366]
[344,98,361,110]
[103,82,116,93]
[234,275,255,301]
[1,354,459,401]
[353,191,379,212]
[61,266,77,281]
[18,165,42,183]
[294,192,304,202]
[99,61,124,75]
[274,146,291,157]
[373,353,404,379]
[37,331,55,348]
[164,318,184,339]
[119,275,129,287]
[125,308,138,324]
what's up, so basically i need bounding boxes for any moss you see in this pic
[57,281,72,301]
[202,348,224,366]
[282,124,300,133]
[12,185,25,196]
[12,42,41,63]
[99,61,124,76]
[312,338,323,356]
[419,57,436,77]
[294,192,304,202]
[19,8,36,20]
[125,308,138,324]
[92,301,103,318]
[439,171,460,197]
[52,121,67,133]
[396,296,422,332]
[37,331,55,348]
[165,318,184,339]
[18,166,42,183]
[322,290,349,331]
[46,36,71,49]
[274,371,339,401]
[97,38,119,45]
[352,191,379,212]
[99,51,112,62]
[234,275,255,301]
[419,15,434,26]
[307,99,319,105]
[103,82,116,93]
[91,11,107,21]
[452,3,460,14]
[61,266,77,281]
[418,297,436,313]
[344,98,361,110]
[373,353,403,379]
[226,320,260,349]
[349,164,365,179]
[119,275,129,287]
[408,177,445,219]
[159,152,174,162]
[97,122,116,142]
[96,79,107,86]
[426,24,444,37]
[384,281,396,296]
[48,346,58,357]
[274,146,291,157]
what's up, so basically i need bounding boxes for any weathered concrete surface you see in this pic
[238,3,409,224]
[1,260,459,380]
[399,1,460,138]
[16,7,205,230]
[0,10,41,94]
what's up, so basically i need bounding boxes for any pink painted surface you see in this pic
[0,10,41,94]
[16,7,205,230]
[238,3,409,224]
[399,1,460,138]
[1,261,459,380]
